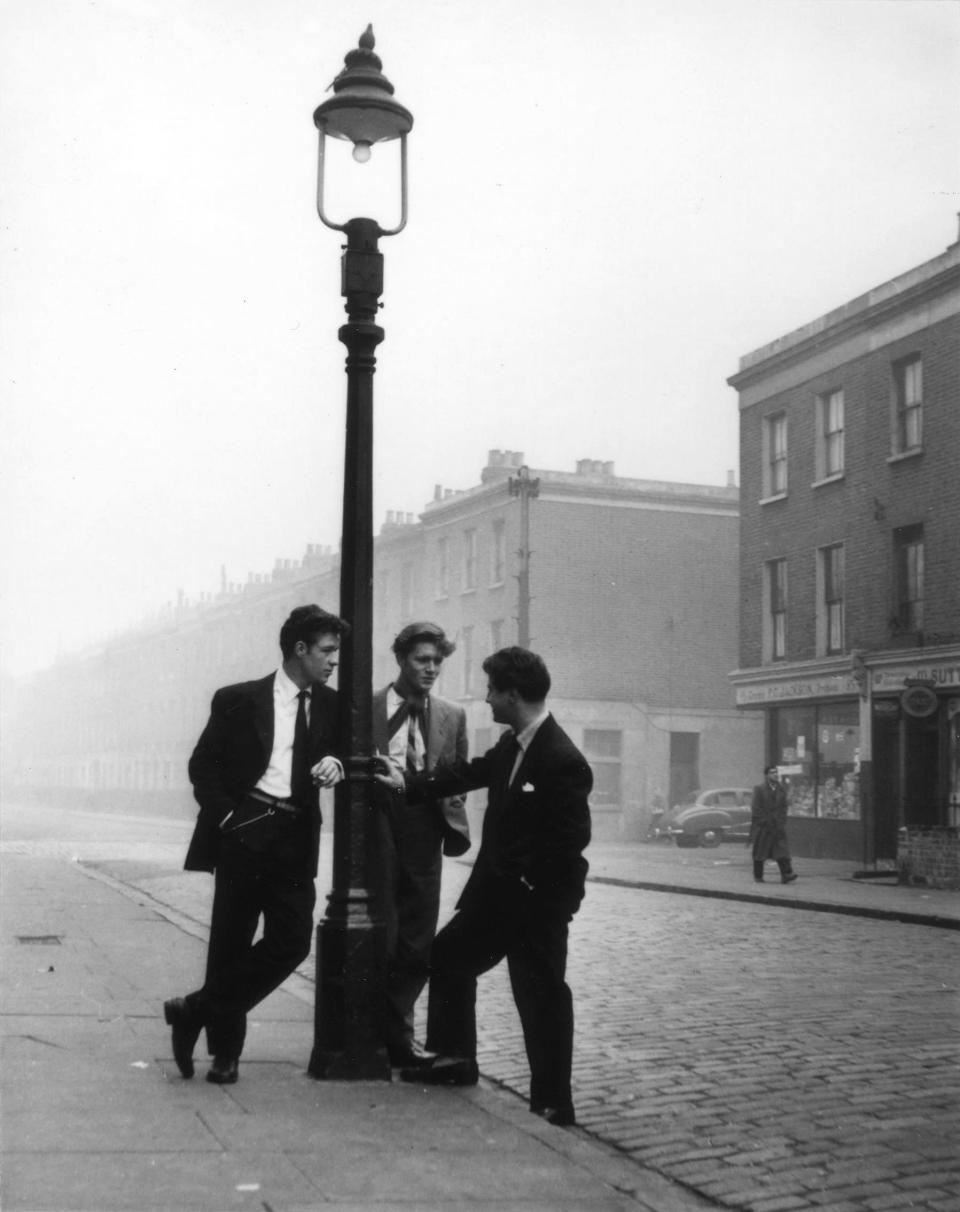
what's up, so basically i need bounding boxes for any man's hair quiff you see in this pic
[392,621,455,662]
[481,646,551,702]
[279,604,350,658]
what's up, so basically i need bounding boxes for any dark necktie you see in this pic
[291,689,312,804]
[502,734,521,791]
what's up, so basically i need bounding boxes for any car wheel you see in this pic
[699,829,722,848]
[674,835,698,848]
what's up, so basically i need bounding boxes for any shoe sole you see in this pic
[399,1067,478,1087]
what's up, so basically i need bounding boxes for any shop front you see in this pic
[731,664,866,861]
[869,648,960,862]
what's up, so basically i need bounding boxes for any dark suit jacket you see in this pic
[372,686,471,857]
[409,714,592,919]
[184,673,338,876]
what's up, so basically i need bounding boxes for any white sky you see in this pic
[2,0,958,676]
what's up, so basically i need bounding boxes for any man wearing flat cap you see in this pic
[372,621,470,1067]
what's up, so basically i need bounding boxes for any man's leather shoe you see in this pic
[388,1041,436,1068]
[206,1056,239,1085]
[533,1104,577,1127]
[164,997,201,1079]
[782,872,798,884]
[399,1055,478,1086]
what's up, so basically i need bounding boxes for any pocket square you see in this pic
[521,782,535,792]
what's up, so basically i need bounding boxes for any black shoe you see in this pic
[164,997,201,1079]
[399,1055,478,1086]
[533,1104,577,1127]
[753,878,765,884]
[388,1041,437,1068]
[782,872,798,884]
[206,1056,239,1085]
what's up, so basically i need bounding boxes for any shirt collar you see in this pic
[275,665,306,707]
[389,683,429,712]
[514,708,550,753]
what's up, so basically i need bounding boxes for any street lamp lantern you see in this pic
[308,27,412,1082]
[314,24,412,232]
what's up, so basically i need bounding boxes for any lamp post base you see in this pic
[308,898,391,1081]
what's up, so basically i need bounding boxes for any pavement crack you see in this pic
[195,1110,229,1149]
[9,1033,66,1049]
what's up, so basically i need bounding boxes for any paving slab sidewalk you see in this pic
[585,843,960,928]
[0,849,710,1212]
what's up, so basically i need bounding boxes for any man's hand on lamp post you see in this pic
[371,754,405,791]
[311,756,345,788]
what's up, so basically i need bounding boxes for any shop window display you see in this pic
[773,703,860,819]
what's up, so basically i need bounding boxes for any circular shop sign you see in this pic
[901,685,938,719]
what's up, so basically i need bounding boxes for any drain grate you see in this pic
[16,935,63,945]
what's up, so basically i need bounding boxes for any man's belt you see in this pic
[247,788,301,815]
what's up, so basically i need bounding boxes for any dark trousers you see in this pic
[375,801,443,1049]
[754,858,794,880]
[191,821,315,1059]
[425,895,574,1112]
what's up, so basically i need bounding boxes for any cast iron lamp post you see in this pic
[308,26,412,1081]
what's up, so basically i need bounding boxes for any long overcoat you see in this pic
[749,779,791,861]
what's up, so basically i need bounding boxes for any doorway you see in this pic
[669,732,700,809]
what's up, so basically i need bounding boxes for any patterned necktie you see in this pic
[388,695,426,773]
[291,689,312,803]
[404,704,425,773]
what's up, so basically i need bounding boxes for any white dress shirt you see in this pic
[255,667,308,799]
[386,685,427,772]
[509,709,550,786]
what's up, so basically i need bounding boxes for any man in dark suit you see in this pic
[164,604,348,1085]
[371,622,470,1067]
[375,646,592,1127]
[749,764,797,884]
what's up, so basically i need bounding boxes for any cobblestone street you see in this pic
[5,802,959,1212]
[475,878,960,1212]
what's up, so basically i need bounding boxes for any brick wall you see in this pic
[739,313,960,667]
[897,828,960,889]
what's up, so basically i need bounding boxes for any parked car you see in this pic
[659,788,753,848]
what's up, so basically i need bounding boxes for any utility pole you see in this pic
[508,465,540,648]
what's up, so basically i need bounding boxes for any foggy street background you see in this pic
[3,5,960,1208]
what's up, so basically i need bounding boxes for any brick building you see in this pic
[729,235,960,862]
[4,453,761,840]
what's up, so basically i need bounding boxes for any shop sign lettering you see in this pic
[872,665,960,691]
[735,674,859,705]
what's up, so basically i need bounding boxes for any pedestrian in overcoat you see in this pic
[749,765,797,884]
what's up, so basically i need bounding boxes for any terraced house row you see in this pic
[2,452,759,843]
